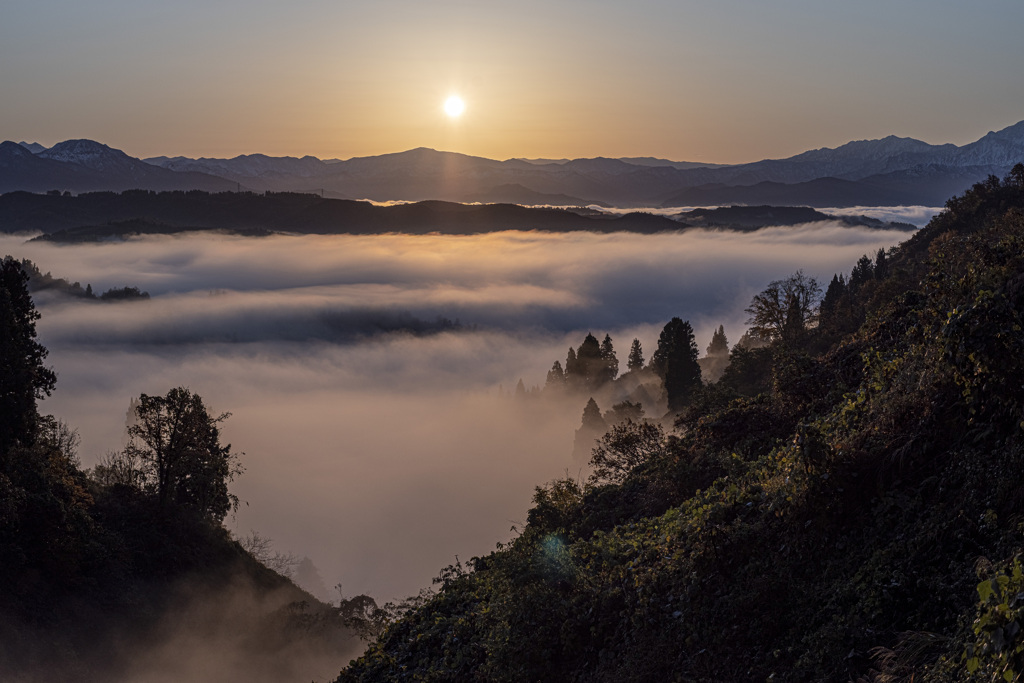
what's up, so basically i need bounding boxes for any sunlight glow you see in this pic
[444,96,465,118]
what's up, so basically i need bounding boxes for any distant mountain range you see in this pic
[3,121,1024,207]
[0,140,235,194]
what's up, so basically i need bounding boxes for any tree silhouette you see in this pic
[627,338,644,372]
[572,397,608,461]
[576,333,603,389]
[515,378,527,398]
[650,317,702,412]
[706,325,729,357]
[589,419,665,485]
[122,387,242,523]
[701,325,731,382]
[874,248,889,280]
[849,255,874,291]
[0,257,56,459]
[599,334,619,384]
[565,347,580,388]
[545,360,566,391]
[745,271,821,342]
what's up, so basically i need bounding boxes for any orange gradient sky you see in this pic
[3,0,1023,163]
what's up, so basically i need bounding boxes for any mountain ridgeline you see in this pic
[5,121,1024,207]
[335,166,1024,681]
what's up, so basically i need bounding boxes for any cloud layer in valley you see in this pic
[2,224,910,601]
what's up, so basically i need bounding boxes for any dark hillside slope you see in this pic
[336,165,1024,682]
[0,190,683,237]
[0,259,360,681]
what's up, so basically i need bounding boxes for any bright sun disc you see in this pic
[444,96,465,117]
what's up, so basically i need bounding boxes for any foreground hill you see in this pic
[335,167,1024,681]
[0,260,361,681]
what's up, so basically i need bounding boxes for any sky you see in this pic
[3,0,1023,163]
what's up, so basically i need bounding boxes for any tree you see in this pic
[599,334,619,384]
[603,400,645,425]
[701,325,731,383]
[565,347,580,387]
[572,397,608,462]
[121,387,242,523]
[627,338,644,372]
[239,530,300,577]
[545,360,566,391]
[99,285,150,301]
[819,274,846,326]
[744,271,821,342]
[650,317,702,412]
[874,248,889,280]
[849,255,874,291]
[706,325,729,357]
[576,333,604,389]
[588,419,665,485]
[0,257,56,459]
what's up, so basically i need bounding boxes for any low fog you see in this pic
[1,223,910,603]
[4,573,364,683]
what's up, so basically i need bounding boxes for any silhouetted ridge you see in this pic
[0,190,686,239]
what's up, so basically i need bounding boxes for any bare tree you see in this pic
[238,530,300,577]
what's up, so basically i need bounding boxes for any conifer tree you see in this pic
[545,360,566,391]
[0,257,56,460]
[572,397,608,461]
[874,248,889,280]
[599,334,619,383]
[576,333,604,389]
[650,317,702,412]
[819,273,848,330]
[565,347,580,387]
[627,338,644,372]
[849,254,874,291]
[706,325,729,357]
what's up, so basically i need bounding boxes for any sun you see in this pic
[444,95,465,118]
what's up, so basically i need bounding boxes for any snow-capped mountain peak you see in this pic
[37,139,133,172]
[17,141,47,154]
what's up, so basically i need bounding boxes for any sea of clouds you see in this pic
[0,222,913,601]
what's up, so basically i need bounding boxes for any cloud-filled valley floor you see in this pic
[1,223,911,600]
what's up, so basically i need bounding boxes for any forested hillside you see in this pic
[336,166,1024,682]
[0,258,361,682]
